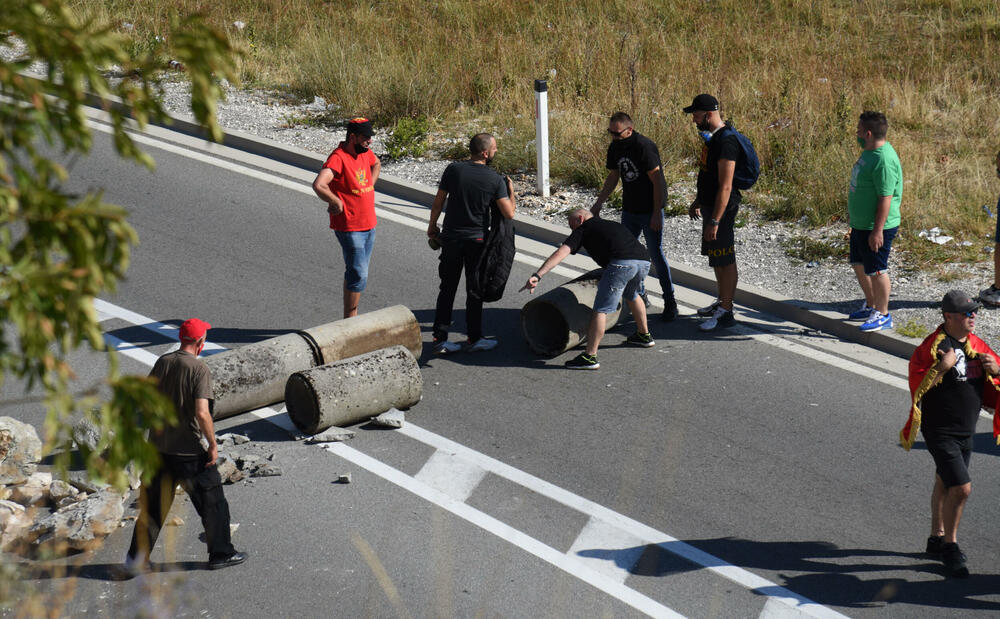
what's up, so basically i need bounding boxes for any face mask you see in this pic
[354,142,369,154]
[699,131,712,143]
[857,136,866,148]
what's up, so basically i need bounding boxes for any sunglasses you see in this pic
[607,128,626,136]
[965,310,978,317]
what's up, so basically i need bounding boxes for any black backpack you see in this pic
[470,204,515,303]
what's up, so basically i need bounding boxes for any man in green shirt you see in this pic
[846,111,903,332]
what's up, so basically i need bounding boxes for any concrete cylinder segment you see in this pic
[284,345,422,435]
[520,269,623,356]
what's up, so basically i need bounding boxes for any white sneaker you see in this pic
[699,306,736,331]
[433,340,462,354]
[467,338,498,352]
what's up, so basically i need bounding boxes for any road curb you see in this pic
[79,86,921,360]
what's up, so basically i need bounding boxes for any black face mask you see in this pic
[353,141,369,154]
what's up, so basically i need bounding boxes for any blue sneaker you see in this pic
[860,311,893,332]
[848,304,875,321]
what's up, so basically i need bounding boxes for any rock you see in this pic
[235,455,263,471]
[70,417,102,453]
[30,488,126,554]
[217,433,251,446]
[216,454,244,484]
[249,463,282,478]
[335,474,351,484]
[305,427,356,444]
[167,516,184,526]
[56,495,83,510]
[371,408,405,428]
[0,499,32,552]
[48,479,75,504]
[9,472,52,507]
[0,417,42,485]
[65,471,108,494]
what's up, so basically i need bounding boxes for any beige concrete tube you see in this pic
[520,269,624,356]
[299,305,421,364]
[206,333,319,420]
[284,345,422,435]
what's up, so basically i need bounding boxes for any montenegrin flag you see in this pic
[901,325,1000,450]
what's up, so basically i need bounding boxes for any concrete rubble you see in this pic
[0,416,43,485]
[371,408,405,428]
[28,488,127,554]
[304,427,356,444]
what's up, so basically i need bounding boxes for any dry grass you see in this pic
[65,0,1000,261]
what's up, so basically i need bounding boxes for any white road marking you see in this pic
[413,449,487,502]
[568,516,649,584]
[98,298,849,618]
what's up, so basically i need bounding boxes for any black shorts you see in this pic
[701,204,738,267]
[923,432,973,488]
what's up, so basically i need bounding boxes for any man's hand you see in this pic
[590,204,602,218]
[206,443,218,467]
[520,274,540,293]
[427,222,440,238]
[650,212,662,232]
[936,347,958,374]
[868,229,884,252]
[327,198,344,216]
[982,354,1000,376]
[704,223,718,242]
[688,200,701,220]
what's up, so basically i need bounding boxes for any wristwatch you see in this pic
[709,218,720,226]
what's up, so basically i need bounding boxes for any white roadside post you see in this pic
[534,79,550,198]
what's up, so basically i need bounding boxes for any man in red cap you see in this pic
[313,117,381,318]
[123,318,247,576]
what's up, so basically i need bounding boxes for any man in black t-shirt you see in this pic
[427,133,516,354]
[591,112,678,321]
[908,290,1000,577]
[522,209,654,370]
[684,94,743,332]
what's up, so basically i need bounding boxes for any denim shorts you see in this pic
[334,228,375,292]
[849,226,897,275]
[593,259,650,314]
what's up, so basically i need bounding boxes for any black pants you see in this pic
[127,452,236,563]
[433,238,485,342]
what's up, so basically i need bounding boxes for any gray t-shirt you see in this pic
[149,350,213,455]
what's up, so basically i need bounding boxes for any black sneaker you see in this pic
[661,298,678,322]
[208,551,249,571]
[697,299,721,317]
[565,353,599,370]
[625,331,655,348]
[941,542,969,578]
[926,535,944,558]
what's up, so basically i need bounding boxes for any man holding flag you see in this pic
[901,290,1000,578]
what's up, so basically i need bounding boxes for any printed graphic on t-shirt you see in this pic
[617,157,641,182]
[849,157,864,193]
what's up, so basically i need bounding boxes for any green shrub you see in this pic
[384,116,429,159]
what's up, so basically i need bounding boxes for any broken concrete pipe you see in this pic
[284,346,422,435]
[520,269,624,356]
[206,305,421,420]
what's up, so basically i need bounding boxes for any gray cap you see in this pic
[941,289,980,313]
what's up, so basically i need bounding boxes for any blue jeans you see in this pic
[619,210,675,298]
[334,228,375,292]
[594,260,650,314]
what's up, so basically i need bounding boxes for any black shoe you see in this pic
[625,331,655,348]
[941,543,969,578]
[661,298,678,322]
[208,551,248,571]
[565,353,599,370]
[699,308,736,332]
[926,535,944,558]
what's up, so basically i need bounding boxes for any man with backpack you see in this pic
[427,133,516,354]
[684,94,757,331]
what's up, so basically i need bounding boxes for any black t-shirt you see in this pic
[921,334,986,436]
[563,218,650,267]
[605,131,666,214]
[696,125,742,212]
[439,160,509,240]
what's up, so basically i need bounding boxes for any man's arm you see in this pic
[868,195,892,252]
[370,158,381,186]
[312,168,344,215]
[495,176,516,219]
[193,398,218,467]
[521,245,572,293]
[428,188,448,238]
[591,171,620,216]
[648,167,665,232]
[705,159,736,242]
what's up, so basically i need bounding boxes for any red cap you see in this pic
[179,318,212,342]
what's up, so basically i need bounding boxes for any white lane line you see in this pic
[95,298,227,354]
[568,516,649,584]
[98,297,846,618]
[413,449,487,502]
[397,424,847,619]
[323,441,684,619]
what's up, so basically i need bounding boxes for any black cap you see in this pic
[683,94,720,113]
[346,117,374,138]
[941,289,981,313]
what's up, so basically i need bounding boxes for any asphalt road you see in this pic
[6,120,1000,618]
